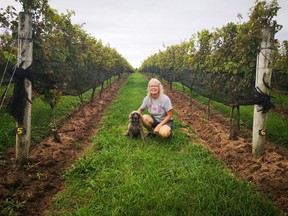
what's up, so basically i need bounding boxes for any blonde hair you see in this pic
[147,78,164,107]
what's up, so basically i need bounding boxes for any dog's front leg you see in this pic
[125,123,131,137]
[139,124,145,142]
[128,129,134,138]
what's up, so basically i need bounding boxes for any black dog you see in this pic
[125,111,145,142]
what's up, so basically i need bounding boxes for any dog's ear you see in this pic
[138,112,142,119]
[137,111,142,118]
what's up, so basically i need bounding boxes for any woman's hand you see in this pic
[154,109,172,134]
[154,124,161,134]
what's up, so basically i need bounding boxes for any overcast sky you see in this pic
[1,0,288,68]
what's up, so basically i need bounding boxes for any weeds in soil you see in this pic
[0,198,26,216]
[51,73,280,216]
[74,142,83,149]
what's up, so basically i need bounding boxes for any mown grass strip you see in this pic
[171,82,288,147]
[0,78,115,152]
[51,73,280,216]
[0,91,89,151]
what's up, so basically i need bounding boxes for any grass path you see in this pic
[50,73,280,215]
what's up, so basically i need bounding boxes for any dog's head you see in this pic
[129,111,142,123]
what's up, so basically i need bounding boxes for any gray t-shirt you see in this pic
[140,94,172,122]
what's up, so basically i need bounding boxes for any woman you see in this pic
[138,78,173,138]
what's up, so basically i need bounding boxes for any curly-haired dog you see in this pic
[125,111,145,142]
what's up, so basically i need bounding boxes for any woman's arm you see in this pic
[138,107,144,113]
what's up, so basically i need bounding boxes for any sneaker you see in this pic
[147,132,156,138]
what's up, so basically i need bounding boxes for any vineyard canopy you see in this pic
[5,59,131,124]
[142,67,287,113]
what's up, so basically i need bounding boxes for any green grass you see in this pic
[171,82,288,147]
[272,91,288,108]
[51,73,280,216]
[0,78,116,152]
[0,93,86,152]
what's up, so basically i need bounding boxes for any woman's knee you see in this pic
[142,114,153,128]
[159,125,171,138]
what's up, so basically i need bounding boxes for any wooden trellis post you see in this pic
[252,27,274,158]
[16,12,33,165]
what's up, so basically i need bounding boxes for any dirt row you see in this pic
[0,74,287,215]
